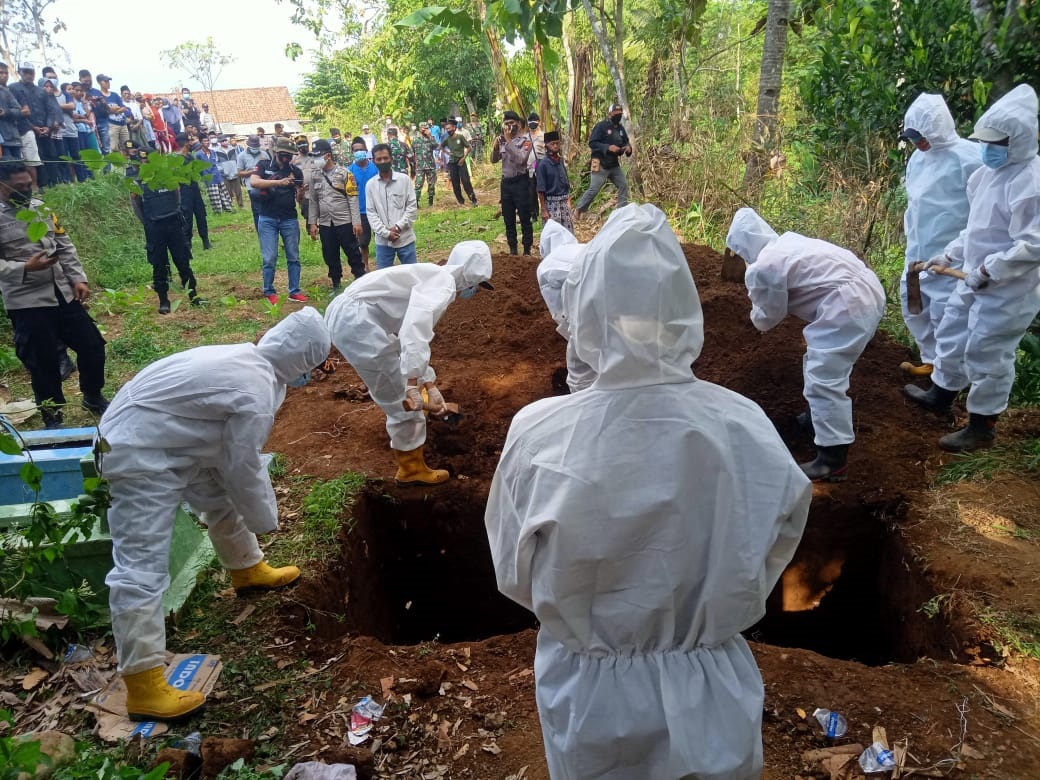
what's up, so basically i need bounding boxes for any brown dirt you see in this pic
[261,246,1040,779]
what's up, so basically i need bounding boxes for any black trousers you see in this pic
[180,183,210,247]
[145,215,196,293]
[318,223,366,283]
[36,136,63,188]
[8,297,106,409]
[500,174,533,252]
[448,160,476,204]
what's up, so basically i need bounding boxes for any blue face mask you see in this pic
[981,143,1009,169]
[287,371,311,388]
[458,286,477,300]
[353,150,368,162]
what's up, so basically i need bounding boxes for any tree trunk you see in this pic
[969,0,1021,98]
[742,0,790,193]
[563,17,578,158]
[476,0,526,115]
[534,41,552,130]
[580,0,641,189]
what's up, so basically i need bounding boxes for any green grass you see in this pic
[977,608,1040,661]
[936,438,1040,485]
[296,471,368,555]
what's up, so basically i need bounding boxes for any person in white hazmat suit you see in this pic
[98,308,332,722]
[485,203,812,780]
[325,240,493,485]
[536,220,596,393]
[898,93,982,376]
[905,84,1040,452]
[726,207,886,482]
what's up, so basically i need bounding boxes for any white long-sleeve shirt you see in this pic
[366,171,418,248]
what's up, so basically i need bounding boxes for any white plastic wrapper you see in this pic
[812,708,848,738]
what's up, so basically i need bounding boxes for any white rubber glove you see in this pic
[965,267,990,290]
[425,384,446,413]
[925,254,951,271]
[404,385,423,411]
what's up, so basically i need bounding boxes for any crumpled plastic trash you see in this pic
[285,762,358,780]
[347,695,385,745]
[859,741,897,773]
[63,644,93,664]
[812,708,849,738]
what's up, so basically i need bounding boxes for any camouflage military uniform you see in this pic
[467,121,485,162]
[328,138,348,166]
[388,138,412,175]
[412,134,439,206]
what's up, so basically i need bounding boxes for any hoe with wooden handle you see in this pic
[905,262,967,314]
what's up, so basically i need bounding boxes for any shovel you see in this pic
[721,247,747,283]
[905,262,968,314]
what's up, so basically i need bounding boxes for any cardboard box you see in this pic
[89,653,222,741]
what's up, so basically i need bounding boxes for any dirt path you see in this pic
[265,247,1040,779]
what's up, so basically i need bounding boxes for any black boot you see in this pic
[188,287,206,307]
[509,245,518,256]
[903,383,957,416]
[428,198,433,207]
[522,244,532,256]
[799,444,849,483]
[939,413,997,453]
[202,239,213,250]
[58,349,77,381]
[41,406,63,429]
[81,392,110,416]
[157,289,171,315]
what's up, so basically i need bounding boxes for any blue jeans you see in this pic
[258,216,301,295]
[375,241,417,270]
[95,123,111,155]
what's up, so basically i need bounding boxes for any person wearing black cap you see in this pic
[125,142,203,313]
[492,110,535,255]
[238,135,270,231]
[307,138,365,291]
[174,132,212,252]
[440,117,477,206]
[536,130,573,233]
[574,103,631,219]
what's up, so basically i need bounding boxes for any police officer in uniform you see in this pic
[126,141,203,314]
[175,132,212,253]
[0,163,108,428]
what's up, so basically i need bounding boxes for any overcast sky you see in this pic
[41,0,317,93]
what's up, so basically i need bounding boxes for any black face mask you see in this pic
[8,188,32,207]
[276,154,293,166]
[375,161,393,174]
[528,122,538,130]
[610,114,622,125]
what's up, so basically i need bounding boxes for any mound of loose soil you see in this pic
[264,248,1040,779]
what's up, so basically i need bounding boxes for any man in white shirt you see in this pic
[366,143,418,269]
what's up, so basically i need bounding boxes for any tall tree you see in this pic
[0,0,66,68]
[161,38,236,124]
[743,0,790,192]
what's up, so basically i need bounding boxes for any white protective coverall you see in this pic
[536,223,596,393]
[325,241,492,450]
[900,93,983,364]
[932,84,1040,414]
[727,208,886,446]
[486,203,812,780]
[100,308,331,675]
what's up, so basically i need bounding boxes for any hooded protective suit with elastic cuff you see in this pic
[486,203,812,780]
[931,83,1040,415]
[99,307,331,675]
[726,207,885,447]
[536,234,597,393]
[325,240,492,450]
[900,93,983,364]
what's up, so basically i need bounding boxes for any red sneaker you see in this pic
[288,292,309,302]
[265,294,279,304]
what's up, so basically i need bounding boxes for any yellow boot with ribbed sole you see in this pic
[899,361,933,377]
[230,561,300,595]
[394,446,449,486]
[124,666,206,722]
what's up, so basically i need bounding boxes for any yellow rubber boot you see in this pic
[899,361,933,377]
[124,666,206,722]
[230,561,301,594]
[394,446,449,486]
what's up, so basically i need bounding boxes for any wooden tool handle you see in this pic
[909,261,967,280]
